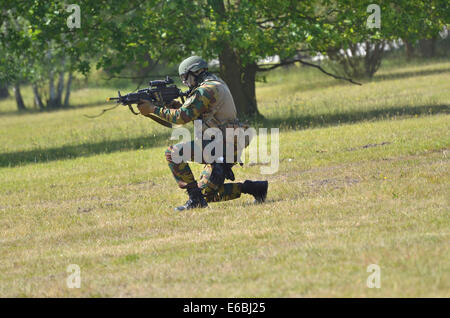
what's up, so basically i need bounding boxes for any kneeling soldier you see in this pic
[137,56,268,211]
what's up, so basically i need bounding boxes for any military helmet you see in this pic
[178,56,208,77]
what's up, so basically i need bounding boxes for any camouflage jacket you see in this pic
[150,74,239,132]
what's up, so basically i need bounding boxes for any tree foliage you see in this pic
[1,0,448,115]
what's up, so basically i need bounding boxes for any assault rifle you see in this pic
[96,76,189,127]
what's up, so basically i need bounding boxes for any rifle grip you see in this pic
[128,105,140,115]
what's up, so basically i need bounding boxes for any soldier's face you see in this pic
[180,72,188,83]
[186,73,196,88]
[181,73,196,88]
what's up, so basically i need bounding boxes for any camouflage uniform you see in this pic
[149,74,249,203]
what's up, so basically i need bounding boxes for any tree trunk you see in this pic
[48,71,57,108]
[55,71,64,107]
[418,37,437,58]
[32,84,45,109]
[13,83,26,111]
[63,72,73,107]
[364,41,385,78]
[404,39,415,60]
[219,45,260,118]
[211,0,260,118]
[328,41,384,79]
[0,83,9,99]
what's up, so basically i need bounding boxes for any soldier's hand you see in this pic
[137,99,155,116]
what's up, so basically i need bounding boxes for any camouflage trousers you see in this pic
[165,140,243,202]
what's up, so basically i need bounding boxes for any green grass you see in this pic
[0,58,449,297]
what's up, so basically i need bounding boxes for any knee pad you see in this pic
[209,163,226,186]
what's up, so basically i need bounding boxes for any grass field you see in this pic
[0,58,449,297]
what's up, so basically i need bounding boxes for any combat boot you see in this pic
[241,180,268,203]
[175,187,208,211]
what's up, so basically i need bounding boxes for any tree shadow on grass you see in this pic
[0,132,172,168]
[1,104,448,168]
[258,64,450,94]
[372,67,450,82]
[252,104,449,130]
